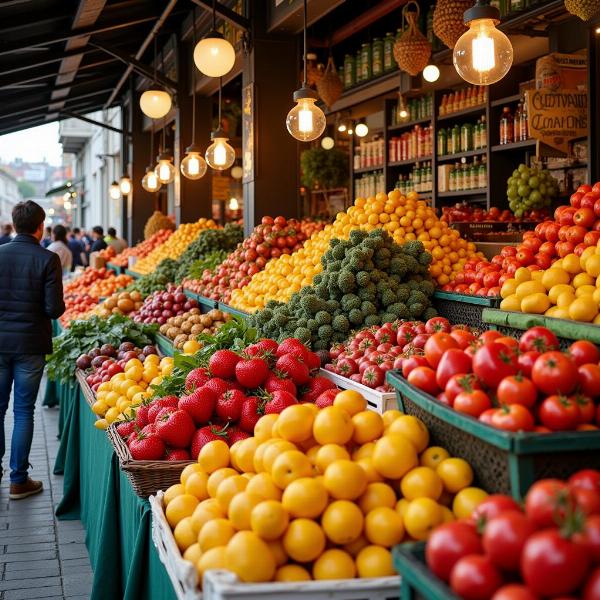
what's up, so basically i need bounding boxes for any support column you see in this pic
[242,1,300,237]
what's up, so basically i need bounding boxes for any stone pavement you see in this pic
[0,381,93,599]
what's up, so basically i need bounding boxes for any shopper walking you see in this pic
[90,225,107,252]
[106,227,128,254]
[0,200,65,499]
[68,227,87,270]
[47,224,73,275]
[0,224,12,245]
[40,225,52,248]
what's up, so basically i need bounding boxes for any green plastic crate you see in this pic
[183,289,218,313]
[106,262,124,275]
[388,370,600,500]
[483,308,600,350]
[124,268,141,280]
[217,302,249,320]
[155,333,175,357]
[433,291,500,330]
[393,542,459,600]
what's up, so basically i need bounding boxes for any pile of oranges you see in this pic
[132,219,219,275]
[87,273,133,299]
[231,191,480,312]
[161,390,486,586]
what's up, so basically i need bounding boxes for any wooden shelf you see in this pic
[326,70,400,114]
[438,149,488,162]
[437,188,487,198]
[437,104,486,122]
[353,165,385,175]
[388,156,432,167]
[387,117,432,132]
[491,94,522,108]
[491,139,537,152]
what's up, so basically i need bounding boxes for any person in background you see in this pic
[40,226,52,248]
[67,227,87,270]
[47,224,72,275]
[90,226,107,252]
[106,227,128,254]
[0,224,13,245]
[0,200,65,499]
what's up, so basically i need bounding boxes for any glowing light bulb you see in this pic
[139,89,172,119]
[193,32,236,78]
[473,33,495,72]
[423,64,440,82]
[119,176,132,195]
[181,146,207,180]
[205,131,236,171]
[154,153,176,184]
[355,123,369,137]
[337,123,347,132]
[109,181,120,200]
[231,165,243,179]
[321,136,334,150]
[286,88,326,142]
[142,167,161,192]
[214,142,226,165]
[229,197,239,210]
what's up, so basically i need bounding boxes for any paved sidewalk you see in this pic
[0,382,93,599]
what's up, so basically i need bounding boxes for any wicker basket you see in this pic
[433,291,500,330]
[76,370,102,420]
[317,56,343,109]
[107,425,194,498]
[388,371,600,499]
[433,0,472,50]
[394,2,431,77]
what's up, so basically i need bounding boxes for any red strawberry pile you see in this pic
[324,317,477,391]
[184,216,312,304]
[425,470,600,599]
[404,324,600,432]
[116,337,338,461]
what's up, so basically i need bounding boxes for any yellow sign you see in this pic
[527,89,588,154]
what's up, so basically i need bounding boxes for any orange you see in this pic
[271,450,312,489]
[400,466,443,501]
[452,487,489,520]
[382,409,403,429]
[190,498,223,534]
[165,494,199,528]
[266,538,288,566]
[352,442,375,461]
[215,475,248,511]
[358,482,397,514]
[225,531,276,583]
[323,459,367,500]
[420,446,450,469]
[313,406,354,445]
[356,457,384,483]
[313,549,356,580]
[261,440,297,473]
[276,405,315,442]
[321,500,364,545]
[352,411,384,444]
[356,545,395,577]
[436,458,473,493]
[227,491,263,531]
[173,517,197,551]
[275,564,311,582]
[403,498,443,540]
[281,477,328,518]
[180,463,206,486]
[198,440,230,473]
[197,546,227,580]
[343,534,369,557]
[245,472,282,501]
[333,390,367,415]
[198,518,236,551]
[387,415,429,452]
[185,471,209,501]
[364,506,404,547]
[250,500,289,540]
[569,296,598,322]
[372,434,418,479]
[315,444,350,473]
[164,483,184,506]
[207,467,238,498]
[283,518,326,562]
[233,437,258,473]
[253,414,279,443]
[182,542,202,566]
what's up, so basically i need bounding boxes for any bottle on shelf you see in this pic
[437,127,448,156]
[355,170,384,198]
[480,116,487,148]
[372,37,383,78]
[478,155,488,189]
[438,86,487,117]
[383,33,395,72]
[520,94,529,141]
[460,122,473,152]
[343,54,355,89]
[499,106,514,145]
[450,124,460,154]
[514,102,522,144]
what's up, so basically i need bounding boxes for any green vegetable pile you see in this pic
[127,258,180,297]
[186,250,229,281]
[249,229,437,350]
[175,224,243,283]
[47,315,157,383]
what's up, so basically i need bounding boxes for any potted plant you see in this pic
[300,147,349,190]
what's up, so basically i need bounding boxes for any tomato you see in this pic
[539,395,580,431]
[436,349,472,389]
[569,469,600,492]
[397,324,416,346]
[471,494,521,524]
[401,355,429,378]
[425,317,451,334]
[584,567,600,600]
[482,510,536,571]
[479,330,503,344]
[450,329,477,350]
[491,585,538,600]
[496,374,537,408]
[574,207,596,228]
[531,351,579,396]
[573,487,600,516]
[424,333,459,369]
[517,351,540,378]
[425,521,483,582]
[579,364,600,398]
[521,529,590,597]
[572,394,596,423]
[519,327,560,353]
[450,554,503,600]
[576,516,600,563]
[569,341,600,367]
[494,336,519,349]
[491,404,535,432]
[454,390,492,418]
[407,366,440,396]
[479,409,496,425]
[525,479,571,528]
[445,373,481,404]
[473,343,519,389]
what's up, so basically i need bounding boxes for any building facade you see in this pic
[0,167,20,223]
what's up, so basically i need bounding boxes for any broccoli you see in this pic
[419,280,435,297]
[348,308,363,325]
[360,301,377,316]
[296,318,308,329]
[274,312,289,327]
[338,271,356,294]
[315,284,329,300]
[423,307,438,321]
[407,280,419,291]
[266,299,280,309]
[408,290,429,306]
[332,244,346,261]
[403,240,425,258]
[318,325,334,340]
[409,302,426,319]
[388,302,409,320]
[349,229,367,244]
[300,295,326,313]
[390,257,408,277]
[381,312,397,324]
[313,274,323,286]
[341,294,361,312]
[332,314,350,333]
[404,255,419,273]
[299,287,312,296]
[419,251,433,266]
[313,340,329,351]
[356,271,370,287]
[369,269,384,283]
[307,319,318,332]
[364,314,381,327]
[315,311,332,326]
[326,300,340,312]
[396,285,410,303]
[380,289,397,307]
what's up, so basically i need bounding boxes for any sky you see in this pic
[0,122,62,166]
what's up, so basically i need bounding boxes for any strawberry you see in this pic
[135,403,150,428]
[185,367,210,392]
[248,338,279,359]
[128,430,165,460]
[141,423,157,435]
[275,354,310,385]
[216,389,246,421]
[305,350,323,370]
[299,376,337,403]
[155,409,196,448]
[209,349,241,379]
[203,377,229,397]
[239,396,263,433]
[265,372,297,396]
[226,379,246,393]
[264,390,297,414]
[147,395,179,423]
[190,424,229,458]
[315,388,338,408]
[276,338,309,362]
[235,357,269,388]
[165,448,190,461]
[228,426,251,444]
[178,387,216,425]
[116,420,135,440]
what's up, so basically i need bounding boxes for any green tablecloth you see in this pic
[54,385,176,600]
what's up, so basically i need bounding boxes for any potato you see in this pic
[104,297,117,310]
[190,324,204,335]
[130,291,142,302]
[167,327,180,339]
[180,321,192,334]
[173,316,184,328]
[174,334,188,347]
[189,308,201,315]
[117,298,135,312]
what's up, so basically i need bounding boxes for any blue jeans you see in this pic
[0,354,45,484]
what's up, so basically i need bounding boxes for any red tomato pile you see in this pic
[441,203,547,224]
[425,470,600,599]
[117,337,337,461]
[324,317,476,391]
[59,293,98,326]
[404,325,600,432]
[112,229,173,267]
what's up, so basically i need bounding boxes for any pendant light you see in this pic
[140,37,172,119]
[182,10,208,180]
[422,64,440,82]
[119,175,132,195]
[109,180,121,200]
[205,78,236,170]
[153,48,176,185]
[286,0,326,142]
[193,0,235,78]
[453,0,513,85]
[355,121,369,138]
[142,121,161,193]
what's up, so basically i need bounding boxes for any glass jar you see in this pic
[372,38,383,77]
[384,33,395,72]
[343,54,355,89]
[355,49,363,84]
[360,43,372,82]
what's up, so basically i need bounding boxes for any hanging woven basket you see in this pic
[433,0,472,50]
[317,56,343,109]
[393,2,432,77]
[564,0,600,22]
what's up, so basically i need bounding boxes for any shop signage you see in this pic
[527,89,588,153]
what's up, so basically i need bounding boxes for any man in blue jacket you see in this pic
[0,201,65,499]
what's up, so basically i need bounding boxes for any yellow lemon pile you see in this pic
[162,390,486,586]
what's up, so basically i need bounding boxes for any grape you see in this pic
[505,163,558,217]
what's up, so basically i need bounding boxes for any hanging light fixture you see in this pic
[182,11,208,181]
[355,121,369,138]
[286,0,326,142]
[109,180,121,200]
[228,197,239,211]
[422,64,440,82]
[140,38,172,119]
[141,121,161,193]
[321,136,334,149]
[193,0,236,78]
[119,175,132,195]
[398,94,409,119]
[231,165,243,179]
[453,0,513,85]
[155,151,176,184]
[205,78,236,170]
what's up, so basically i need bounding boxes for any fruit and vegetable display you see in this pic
[127,259,181,298]
[404,325,600,432]
[158,391,487,586]
[159,308,232,351]
[63,267,113,295]
[132,218,219,275]
[144,210,176,240]
[424,470,600,599]
[111,229,173,268]
[506,163,559,217]
[86,273,133,299]
[92,290,145,318]
[441,203,547,225]
[96,245,116,261]
[249,230,437,350]
[324,317,475,391]
[60,293,98,326]
[131,284,199,325]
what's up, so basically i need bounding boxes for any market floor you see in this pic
[0,381,93,600]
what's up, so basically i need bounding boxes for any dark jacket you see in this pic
[91,238,107,252]
[0,234,65,354]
